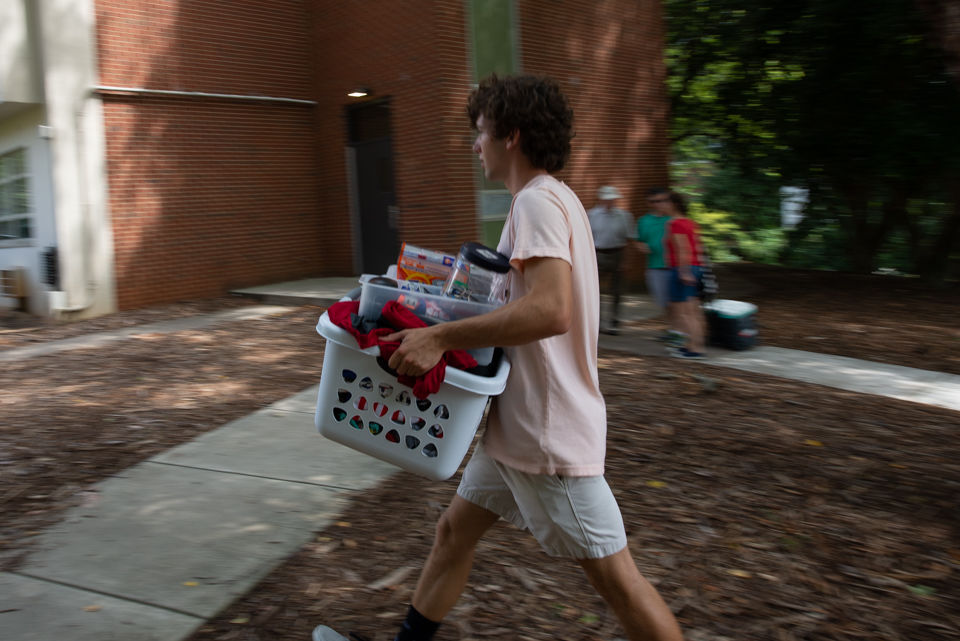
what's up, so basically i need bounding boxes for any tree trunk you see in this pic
[915,0,960,82]
[836,179,906,274]
[926,179,960,283]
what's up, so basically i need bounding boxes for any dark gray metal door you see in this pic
[348,102,398,274]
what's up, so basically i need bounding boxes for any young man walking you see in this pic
[314,74,684,641]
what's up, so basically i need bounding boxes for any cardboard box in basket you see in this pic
[396,243,454,285]
[314,312,510,481]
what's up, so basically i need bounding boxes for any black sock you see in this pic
[393,605,440,641]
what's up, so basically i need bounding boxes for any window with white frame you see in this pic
[0,148,32,240]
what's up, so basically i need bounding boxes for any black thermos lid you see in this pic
[460,242,511,273]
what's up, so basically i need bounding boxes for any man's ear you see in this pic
[505,129,521,150]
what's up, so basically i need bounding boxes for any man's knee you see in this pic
[432,500,494,554]
[579,547,642,598]
[434,510,461,549]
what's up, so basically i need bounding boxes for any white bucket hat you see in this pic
[597,185,622,200]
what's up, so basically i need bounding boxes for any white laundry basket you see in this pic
[314,311,510,481]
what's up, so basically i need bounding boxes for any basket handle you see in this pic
[376,356,400,378]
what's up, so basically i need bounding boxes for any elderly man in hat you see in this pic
[587,185,634,334]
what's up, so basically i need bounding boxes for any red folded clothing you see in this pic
[326,300,478,399]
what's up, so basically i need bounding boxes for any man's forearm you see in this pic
[431,291,569,353]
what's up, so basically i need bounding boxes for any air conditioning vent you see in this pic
[1,267,26,298]
[42,247,59,288]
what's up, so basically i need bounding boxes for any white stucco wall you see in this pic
[39,0,115,318]
[1,0,115,318]
[0,0,43,106]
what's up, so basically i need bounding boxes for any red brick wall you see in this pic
[95,0,320,308]
[517,0,670,286]
[94,0,668,308]
[517,0,671,212]
[312,0,478,267]
[313,0,669,267]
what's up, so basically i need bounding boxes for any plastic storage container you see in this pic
[315,312,510,481]
[442,242,511,303]
[359,280,500,365]
[359,281,499,324]
[703,299,759,351]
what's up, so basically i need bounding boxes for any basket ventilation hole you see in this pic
[368,421,383,435]
[378,383,393,398]
[359,377,373,391]
[337,389,352,403]
[395,390,411,405]
[428,425,444,439]
[372,402,388,417]
[349,416,363,430]
[411,417,426,431]
[353,396,368,411]
[342,369,357,383]
[434,405,450,420]
[332,408,347,422]
[391,410,406,425]
[385,429,400,443]
[416,399,432,412]
[422,443,439,458]
[405,435,420,449]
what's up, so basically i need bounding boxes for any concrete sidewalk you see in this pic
[0,386,397,641]
[2,277,958,641]
[600,328,960,413]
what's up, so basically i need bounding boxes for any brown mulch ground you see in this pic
[0,300,327,569]
[1,265,958,641]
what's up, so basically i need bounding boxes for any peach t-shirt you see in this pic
[482,174,607,476]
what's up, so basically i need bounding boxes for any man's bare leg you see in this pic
[579,547,684,641]
[411,495,500,621]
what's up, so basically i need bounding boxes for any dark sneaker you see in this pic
[669,347,706,360]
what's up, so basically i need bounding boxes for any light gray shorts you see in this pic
[456,445,628,559]
[646,268,671,309]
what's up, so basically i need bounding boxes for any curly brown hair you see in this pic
[466,74,574,173]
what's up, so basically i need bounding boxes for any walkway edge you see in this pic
[0,305,293,362]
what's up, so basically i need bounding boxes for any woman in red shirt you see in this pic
[664,192,707,359]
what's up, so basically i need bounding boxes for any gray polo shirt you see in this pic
[587,205,633,250]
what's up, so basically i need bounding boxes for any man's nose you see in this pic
[472,138,481,153]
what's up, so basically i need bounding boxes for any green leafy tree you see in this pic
[666,0,960,281]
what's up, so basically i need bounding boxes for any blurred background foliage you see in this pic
[664,0,960,283]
